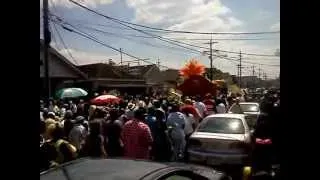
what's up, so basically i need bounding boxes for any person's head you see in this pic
[88,105,97,118]
[134,107,147,121]
[195,95,202,102]
[153,100,161,108]
[64,110,73,120]
[260,101,273,114]
[48,112,56,119]
[93,107,107,119]
[154,109,165,121]
[74,116,85,125]
[170,103,180,113]
[42,108,49,119]
[205,93,212,99]
[184,99,192,105]
[119,108,125,116]
[127,103,136,110]
[138,100,146,108]
[147,107,155,116]
[109,108,119,121]
[79,99,84,103]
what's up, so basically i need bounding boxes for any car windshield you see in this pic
[240,104,259,112]
[230,104,259,113]
[197,117,245,134]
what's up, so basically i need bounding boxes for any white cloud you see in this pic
[50,42,126,65]
[46,0,114,9]
[126,0,279,76]
[270,22,280,31]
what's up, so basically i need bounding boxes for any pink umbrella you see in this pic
[91,95,121,105]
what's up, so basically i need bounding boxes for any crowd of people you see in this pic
[40,90,280,173]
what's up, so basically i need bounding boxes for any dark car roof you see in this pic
[41,158,225,180]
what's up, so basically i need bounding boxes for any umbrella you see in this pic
[91,95,120,105]
[55,88,88,99]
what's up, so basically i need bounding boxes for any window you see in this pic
[198,117,245,134]
[239,104,259,112]
[229,104,243,114]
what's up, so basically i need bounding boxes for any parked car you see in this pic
[188,114,252,167]
[228,102,260,130]
[40,158,231,180]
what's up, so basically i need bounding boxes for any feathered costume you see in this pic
[177,59,217,97]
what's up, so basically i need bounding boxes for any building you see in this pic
[159,69,181,89]
[77,63,154,95]
[40,39,87,98]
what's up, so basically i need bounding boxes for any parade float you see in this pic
[176,59,217,97]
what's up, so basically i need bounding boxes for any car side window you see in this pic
[229,104,243,114]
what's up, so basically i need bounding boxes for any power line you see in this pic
[74,25,193,53]
[54,21,169,69]
[58,21,279,41]
[51,14,280,68]
[68,0,280,35]
[52,22,79,65]
[51,13,279,58]
[170,37,279,41]
[52,18,198,58]
[50,13,203,55]
[58,18,280,68]
[49,23,60,50]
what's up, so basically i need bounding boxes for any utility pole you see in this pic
[239,51,242,88]
[120,48,123,65]
[209,37,213,81]
[43,0,51,101]
[157,58,160,68]
[237,64,240,87]
[263,73,267,80]
[258,65,262,79]
[204,36,218,80]
[252,66,255,88]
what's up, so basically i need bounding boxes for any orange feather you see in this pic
[179,59,205,78]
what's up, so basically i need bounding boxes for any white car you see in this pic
[228,102,260,130]
[188,114,252,166]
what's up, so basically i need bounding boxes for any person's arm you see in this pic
[145,126,153,145]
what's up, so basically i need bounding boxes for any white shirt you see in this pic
[194,102,206,118]
[216,103,226,114]
[167,112,186,140]
[68,124,87,150]
[184,114,195,135]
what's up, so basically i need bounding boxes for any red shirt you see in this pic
[203,99,216,115]
[180,105,200,119]
[121,119,153,160]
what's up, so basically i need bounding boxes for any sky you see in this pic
[40,0,280,79]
